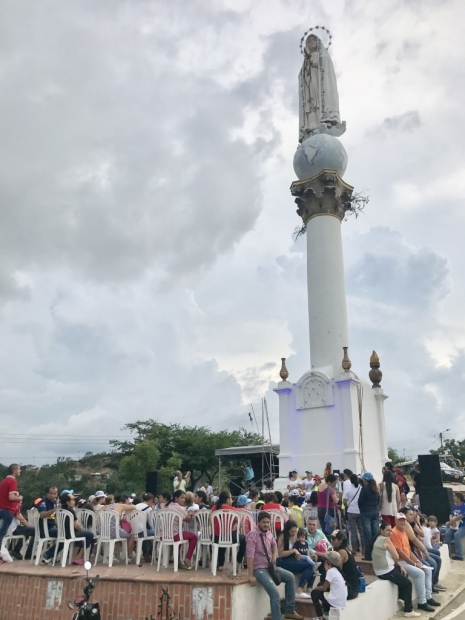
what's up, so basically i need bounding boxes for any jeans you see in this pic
[276,555,315,588]
[347,513,364,552]
[423,547,441,585]
[45,528,94,561]
[43,526,58,560]
[360,511,379,560]
[378,567,414,612]
[13,525,35,558]
[0,509,14,547]
[214,533,246,567]
[254,566,295,620]
[399,560,432,604]
[311,589,331,617]
[445,526,465,559]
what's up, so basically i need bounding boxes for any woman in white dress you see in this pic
[379,471,400,528]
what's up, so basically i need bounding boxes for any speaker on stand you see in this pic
[146,471,161,496]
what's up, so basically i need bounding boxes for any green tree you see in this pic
[118,439,160,491]
[388,447,403,465]
[431,439,465,466]
[110,420,262,489]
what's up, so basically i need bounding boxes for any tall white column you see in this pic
[291,169,354,374]
[307,215,349,371]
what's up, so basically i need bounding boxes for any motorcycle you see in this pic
[67,561,101,619]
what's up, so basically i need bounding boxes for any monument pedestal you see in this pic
[274,168,388,488]
[274,367,388,489]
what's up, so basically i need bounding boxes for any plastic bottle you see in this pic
[357,566,366,593]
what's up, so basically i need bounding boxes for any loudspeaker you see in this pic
[145,471,161,496]
[418,454,443,488]
[419,487,454,525]
[229,477,243,496]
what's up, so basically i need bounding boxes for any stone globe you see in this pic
[293,133,348,180]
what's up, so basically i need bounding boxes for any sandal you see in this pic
[180,562,192,570]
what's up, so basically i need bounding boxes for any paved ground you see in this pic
[389,558,465,620]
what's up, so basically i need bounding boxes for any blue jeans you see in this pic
[0,509,14,547]
[277,555,316,588]
[445,526,465,559]
[360,511,379,560]
[254,566,295,620]
[423,548,441,585]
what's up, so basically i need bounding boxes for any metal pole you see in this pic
[218,457,221,491]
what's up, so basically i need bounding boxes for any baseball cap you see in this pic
[291,469,298,474]
[290,489,300,496]
[361,472,373,481]
[396,512,407,520]
[236,495,252,507]
[324,550,342,567]
[88,495,96,502]
[305,470,313,474]
[95,490,106,498]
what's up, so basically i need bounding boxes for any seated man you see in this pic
[246,511,303,620]
[37,486,58,564]
[306,517,330,558]
[390,513,440,613]
[444,492,465,561]
[10,512,35,560]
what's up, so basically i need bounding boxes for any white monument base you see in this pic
[273,365,388,490]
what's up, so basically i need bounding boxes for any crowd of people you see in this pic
[0,460,462,619]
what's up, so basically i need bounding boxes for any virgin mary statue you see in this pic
[298,34,344,142]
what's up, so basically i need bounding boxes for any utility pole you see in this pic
[439,429,451,449]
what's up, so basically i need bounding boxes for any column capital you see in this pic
[290,169,354,224]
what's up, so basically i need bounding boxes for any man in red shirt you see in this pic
[0,464,23,548]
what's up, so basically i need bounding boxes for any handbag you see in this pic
[324,488,337,536]
[259,532,281,586]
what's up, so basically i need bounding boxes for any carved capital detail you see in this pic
[290,169,354,223]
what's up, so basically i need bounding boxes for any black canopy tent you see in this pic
[215,444,280,494]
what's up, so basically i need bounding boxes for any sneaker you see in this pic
[314,561,322,571]
[417,603,435,612]
[427,599,441,607]
[435,583,447,592]
[41,557,52,565]
[404,612,421,618]
[72,558,84,565]
[284,614,305,620]
[451,555,464,561]
[295,592,311,599]
[10,550,23,561]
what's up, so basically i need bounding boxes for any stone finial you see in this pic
[369,350,382,388]
[342,347,351,372]
[290,169,354,224]
[279,358,289,381]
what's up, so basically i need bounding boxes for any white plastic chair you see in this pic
[2,530,26,558]
[52,509,87,567]
[76,508,98,535]
[156,510,188,572]
[211,509,240,576]
[194,510,212,570]
[94,510,128,568]
[303,506,318,524]
[238,509,256,536]
[267,509,286,539]
[126,509,154,565]
[32,511,55,565]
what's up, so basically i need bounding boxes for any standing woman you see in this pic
[276,519,315,598]
[379,471,400,527]
[343,474,363,554]
[317,475,339,533]
[210,491,246,571]
[372,522,420,618]
[165,490,198,570]
[358,473,380,561]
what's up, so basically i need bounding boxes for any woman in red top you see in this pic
[211,491,246,570]
[259,492,288,532]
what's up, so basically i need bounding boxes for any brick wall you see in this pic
[0,573,233,620]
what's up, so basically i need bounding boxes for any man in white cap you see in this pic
[390,513,440,613]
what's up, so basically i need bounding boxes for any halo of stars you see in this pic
[300,26,332,54]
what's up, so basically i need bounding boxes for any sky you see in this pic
[0,0,464,466]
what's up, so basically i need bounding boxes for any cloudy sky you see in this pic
[1,0,464,466]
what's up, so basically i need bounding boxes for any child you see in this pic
[293,528,319,571]
[427,515,441,550]
[311,551,347,620]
